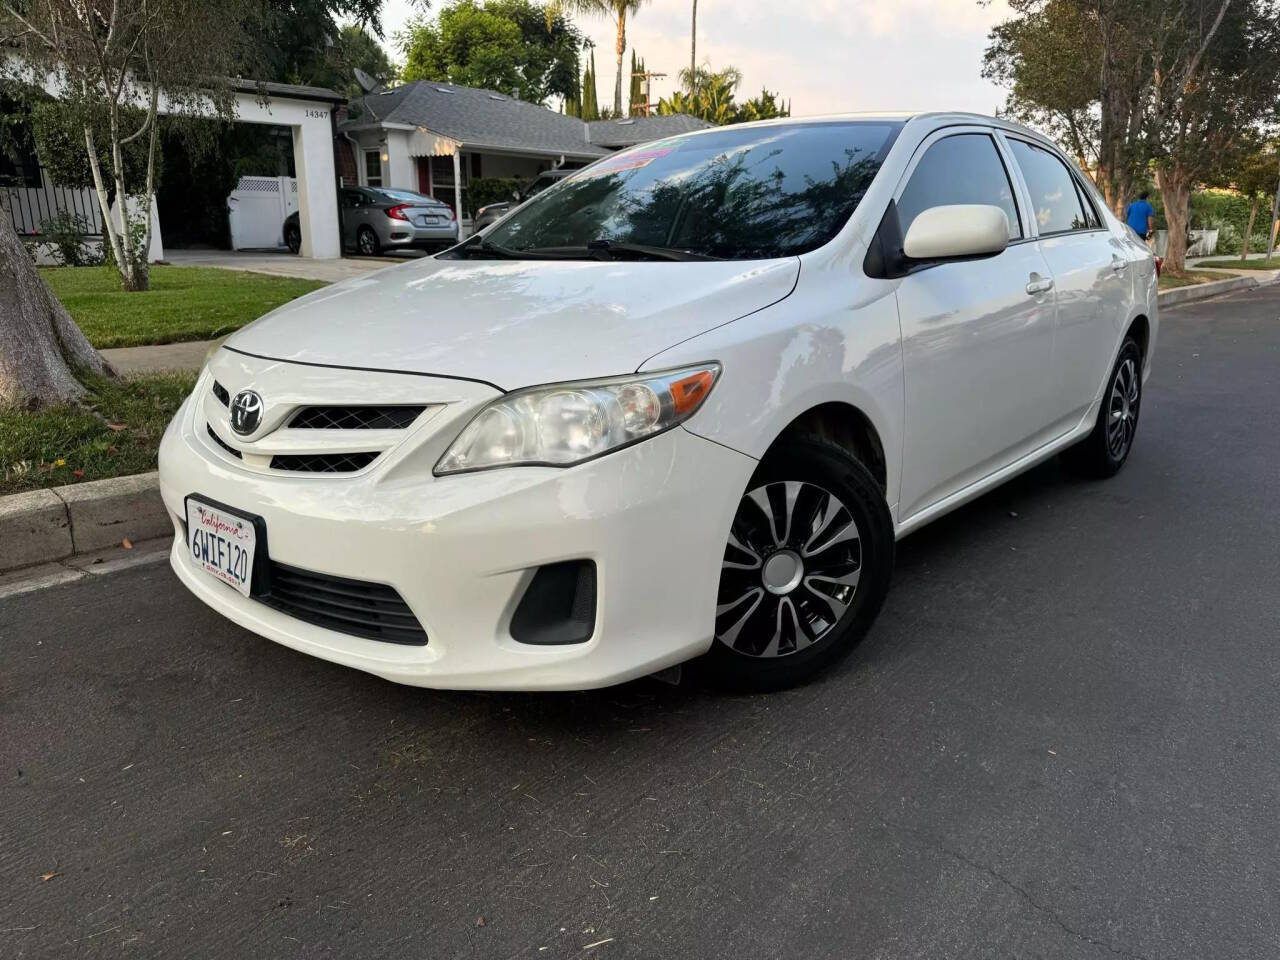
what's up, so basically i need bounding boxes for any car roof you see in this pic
[644,111,1063,153]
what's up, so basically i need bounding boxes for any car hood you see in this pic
[224,256,800,390]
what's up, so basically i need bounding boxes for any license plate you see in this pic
[185,498,257,597]
[416,215,440,226]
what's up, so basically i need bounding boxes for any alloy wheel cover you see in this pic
[716,480,862,659]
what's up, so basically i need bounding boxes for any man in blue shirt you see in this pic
[1126,191,1155,243]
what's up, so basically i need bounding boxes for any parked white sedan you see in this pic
[159,112,1158,691]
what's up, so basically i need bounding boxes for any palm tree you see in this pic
[559,0,651,116]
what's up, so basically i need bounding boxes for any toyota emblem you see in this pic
[229,389,264,436]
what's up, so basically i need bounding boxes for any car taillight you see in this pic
[448,207,456,221]
[1154,256,1163,277]
[387,204,410,221]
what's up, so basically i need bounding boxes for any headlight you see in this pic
[435,364,720,474]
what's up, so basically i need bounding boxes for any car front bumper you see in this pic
[158,360,755,690]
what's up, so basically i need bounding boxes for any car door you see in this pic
[340,189,365,248]
[893,128,1059,521]
[1003,137,1130,426]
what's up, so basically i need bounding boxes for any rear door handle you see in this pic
[1026,274,1054,295]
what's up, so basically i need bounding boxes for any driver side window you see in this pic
[897,134,1023,241]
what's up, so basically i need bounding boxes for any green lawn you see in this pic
[1158,269,1228,290]
[41,265,326,349]
[0,373,194,496]
[1195,257,1279,271]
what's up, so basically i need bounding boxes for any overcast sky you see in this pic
[374,0,1014,116]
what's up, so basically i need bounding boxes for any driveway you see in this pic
[4,285,1280,959]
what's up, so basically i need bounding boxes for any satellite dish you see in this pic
[354,68,379,94]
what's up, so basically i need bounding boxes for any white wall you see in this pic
[386,130,416,191]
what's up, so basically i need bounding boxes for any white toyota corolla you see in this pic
[159,112,1158,691]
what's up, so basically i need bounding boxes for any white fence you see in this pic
[227,176,298,250]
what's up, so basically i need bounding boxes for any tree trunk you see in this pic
[0,211,113,409]
[614,13,626,117]
[1241,198,1258,262]
[1157,165,1191,274]
[690,0,697,91]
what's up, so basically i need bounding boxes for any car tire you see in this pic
[284,224,301,255]
[1062,337,1143,478]
[356,226,380,257]
[701,440,894,691]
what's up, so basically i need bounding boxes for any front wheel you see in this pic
[284,223,301,254]
[702,441,894,691]
[1062,337,1143,477]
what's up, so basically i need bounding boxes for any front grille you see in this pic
[289,406,425,430]
[207,425,243,459]
[269,451,379,473]
[262,562,427,645]
[212,381,230,407]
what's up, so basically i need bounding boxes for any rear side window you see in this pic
[1008,140,1090,234]
[897,134,1022,241]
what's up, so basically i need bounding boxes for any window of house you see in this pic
[1007,139,1090,235]
[897,133,1022,241]
[364,149,383,187]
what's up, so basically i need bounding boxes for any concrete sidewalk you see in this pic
[102,339,215,375]
[163,248,413,283]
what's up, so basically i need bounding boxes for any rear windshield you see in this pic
[373,188,436,204]
[484,121,902,260]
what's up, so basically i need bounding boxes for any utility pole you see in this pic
[630,69,667,117]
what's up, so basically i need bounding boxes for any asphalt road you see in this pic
[5,285,1280,960]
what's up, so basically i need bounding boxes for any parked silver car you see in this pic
[282,187,458,256]
[472,169,574,232]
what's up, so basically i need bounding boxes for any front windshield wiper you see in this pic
[529,240,725,262]
[450,236,576,260]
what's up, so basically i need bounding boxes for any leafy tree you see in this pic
[2,0,258,293]
[983,0,1280,273]
[656,65,788,125]
[580,46,600,120]
[1230,141,1280,261]
[557,0,650,117]
[0,0,264,408]
[398,0,582,104]
[1147,1,1280,272]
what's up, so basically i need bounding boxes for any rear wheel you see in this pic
[356,226,380,257]
[703,441,894,691]
[1062,337,1143,477]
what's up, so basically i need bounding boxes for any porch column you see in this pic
[292,122,341,258]
[453,150,463,237]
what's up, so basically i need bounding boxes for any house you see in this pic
[3,65,711,258]
[338,80,712,233]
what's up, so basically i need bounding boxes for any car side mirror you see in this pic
[902,204,1010,261]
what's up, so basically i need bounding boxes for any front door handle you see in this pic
[1026,274,1054,296]
[1110,255,1127,273]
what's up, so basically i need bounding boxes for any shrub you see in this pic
[466,176,524,218]
[36,210,100,266]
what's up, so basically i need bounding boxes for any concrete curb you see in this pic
[0,472,169,574]
[1158,271,1280,307]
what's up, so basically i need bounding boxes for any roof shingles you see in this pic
[342,81,712,157]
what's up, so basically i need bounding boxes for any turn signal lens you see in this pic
[435,364,721,474]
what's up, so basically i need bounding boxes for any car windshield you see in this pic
[482,121,901,260]
[373,188,436,205]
